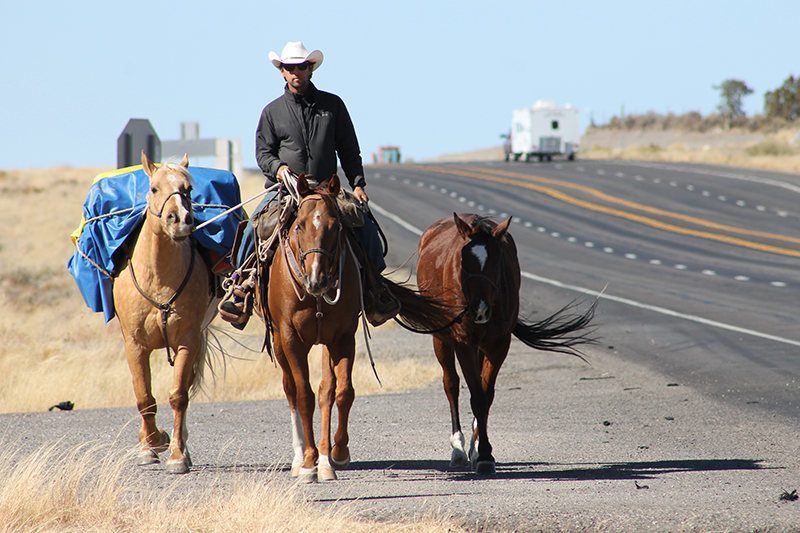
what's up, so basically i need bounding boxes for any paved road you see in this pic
[367,160,800,421]
[5,160,800,530]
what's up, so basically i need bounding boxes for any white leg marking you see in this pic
[318,454,337,481]
[450,430,468,467]
[290,410,304,476]
[468,418,479,464]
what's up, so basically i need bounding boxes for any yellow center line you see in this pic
[415,165,800,258]
[458,165,800,245]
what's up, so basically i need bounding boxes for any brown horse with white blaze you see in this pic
[112,151,214,474]
[417,213,596,474]
[263,174,450,483]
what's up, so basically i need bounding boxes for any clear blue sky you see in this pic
[1,0,797,170]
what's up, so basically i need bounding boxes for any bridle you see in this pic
[279,193,348,345]
[280,193,346,304]
[148,190,192,219]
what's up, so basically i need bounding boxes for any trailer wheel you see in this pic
[504,153,510,162]
[537,154,544,162]
[524,153,531,163]
[513,153,521,162]
[567,153,576,161]
[545,155,552,162]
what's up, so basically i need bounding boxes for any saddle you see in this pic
[252,187,365,243]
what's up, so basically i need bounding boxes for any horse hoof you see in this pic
[137,449,160,466]
[291,463,302,478]
[330,446,351,469]
[450,450,469,468]
[475,459,496,475]
[318,465,338,481]
[297,466,317,484]
[166,457,190,474]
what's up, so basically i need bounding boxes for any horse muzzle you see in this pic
[470,300,491,324]
[304,270,329,296]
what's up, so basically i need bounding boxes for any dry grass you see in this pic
[0,167,441,415]
[581,126,800,173]
[0,442,465,532]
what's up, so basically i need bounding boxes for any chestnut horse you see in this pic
[263,174,448,483]
[417,213,596,474]
[113,152,214,474]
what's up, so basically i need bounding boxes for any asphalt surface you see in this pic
[368,160,800,421]
[5,160,800,531]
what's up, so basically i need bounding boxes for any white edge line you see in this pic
[519,271,800,348]
[372,200,800,349]
[622,161,800,195]
[370,202,423,236]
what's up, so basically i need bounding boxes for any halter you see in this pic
[149,190,192,219]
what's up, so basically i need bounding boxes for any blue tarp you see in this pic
[67,166,245,322]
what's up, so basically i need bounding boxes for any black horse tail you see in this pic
[514,298,598,360]
[382,277,463,334]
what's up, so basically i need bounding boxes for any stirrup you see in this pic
[218,277,255,329]
[364,287,400,327]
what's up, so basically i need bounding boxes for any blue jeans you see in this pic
[235,192,386,272]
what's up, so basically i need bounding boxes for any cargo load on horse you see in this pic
[68,161,246,321]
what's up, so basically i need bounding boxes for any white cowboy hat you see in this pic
[268,41,324,71]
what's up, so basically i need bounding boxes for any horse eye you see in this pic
[150,187,157,194]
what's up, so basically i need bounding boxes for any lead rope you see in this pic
[128,241,196,366]
[346,238,381,386]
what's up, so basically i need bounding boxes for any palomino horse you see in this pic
[113,151,213,474]
[264,174,448,483]
[417,213,596,474]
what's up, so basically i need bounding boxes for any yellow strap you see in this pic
[69,165,146,244]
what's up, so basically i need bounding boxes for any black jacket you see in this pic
[255,82,365,189]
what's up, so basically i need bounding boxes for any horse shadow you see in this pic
[188,457,769,484]
[346,457,770,481]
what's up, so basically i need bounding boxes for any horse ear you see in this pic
[141,150,157,177]
[453,213,473,240]
[179,153,189,168]
[327,174,341,196]
[296,173,310,196]
[493,217,512,239]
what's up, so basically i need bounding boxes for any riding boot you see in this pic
[218,270,256,330]
[362,263,401,327]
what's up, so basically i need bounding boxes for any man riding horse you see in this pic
[219,41,400,328]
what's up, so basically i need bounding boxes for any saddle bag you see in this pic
[255,196,295,241]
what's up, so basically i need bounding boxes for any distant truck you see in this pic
[508,101,580,162]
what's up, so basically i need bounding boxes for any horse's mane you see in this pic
[160,161,193,182]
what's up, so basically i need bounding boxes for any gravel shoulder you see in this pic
[3,323,799,531]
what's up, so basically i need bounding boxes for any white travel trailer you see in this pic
[508,101,580,162]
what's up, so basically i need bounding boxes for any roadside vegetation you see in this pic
[583,74,800,173]
[0,442,463,531]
